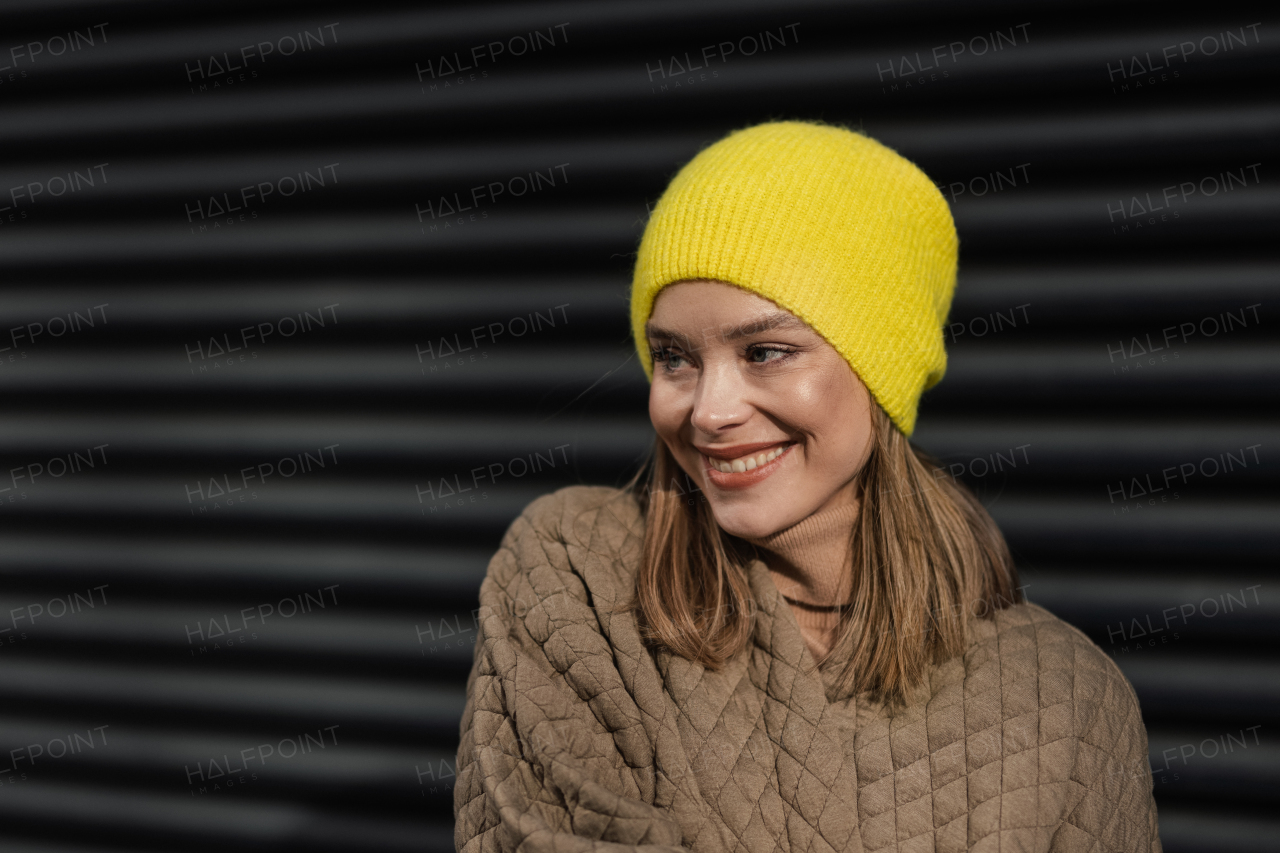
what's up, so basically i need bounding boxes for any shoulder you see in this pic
[510,484,643,549]
[916,611,1157,849]
[966,602,1140,702]
[483,485,645,610]
[961,602,1146,743]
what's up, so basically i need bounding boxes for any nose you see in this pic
[689,359,751,436]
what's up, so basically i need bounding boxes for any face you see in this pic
[646,280,875,540]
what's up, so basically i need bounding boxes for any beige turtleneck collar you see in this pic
[744,501,858,664]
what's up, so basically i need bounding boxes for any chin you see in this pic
[703,499,787,541]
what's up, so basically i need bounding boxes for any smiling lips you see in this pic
[705,444,789,473]
[698,441,795,487]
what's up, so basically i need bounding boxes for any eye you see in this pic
[651,346,690,372]
[747,345,795,364]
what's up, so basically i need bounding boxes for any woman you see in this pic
[455,121,1161,852]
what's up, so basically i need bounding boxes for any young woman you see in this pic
[455,121,1162,852]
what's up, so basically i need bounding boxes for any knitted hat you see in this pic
[631,120,957,436]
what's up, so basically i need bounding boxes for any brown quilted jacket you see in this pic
[455,486,1162,852]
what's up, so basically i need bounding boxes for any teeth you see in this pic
[707,444,789,474]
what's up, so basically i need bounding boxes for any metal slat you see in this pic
[0,264,1274,326]
[4,187,1280,259]
[0,536,492,594]
[0,658,465,735]
[0,781,453,852]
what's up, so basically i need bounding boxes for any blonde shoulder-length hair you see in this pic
[623,401,1022,706]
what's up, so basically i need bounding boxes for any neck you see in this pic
[743,500,859,608]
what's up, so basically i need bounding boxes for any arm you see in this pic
[454,495,690,853]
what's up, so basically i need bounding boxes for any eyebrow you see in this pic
[646,311,807,346]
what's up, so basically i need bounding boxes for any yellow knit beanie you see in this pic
[631,120,957,436]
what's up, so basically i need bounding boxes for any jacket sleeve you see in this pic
[1053,650,1163,852]
[453,492,689,853]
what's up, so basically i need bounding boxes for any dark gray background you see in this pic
[0,1,1275,850]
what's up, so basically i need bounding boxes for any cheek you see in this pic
[781,365,852,429]
[648,383,684,439]
[792,365,872,462]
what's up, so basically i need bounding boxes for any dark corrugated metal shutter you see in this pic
[0,1,1274,850]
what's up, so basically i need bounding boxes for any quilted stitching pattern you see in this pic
[455,486,1162,853]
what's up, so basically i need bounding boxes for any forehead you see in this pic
[645,280,811,342]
